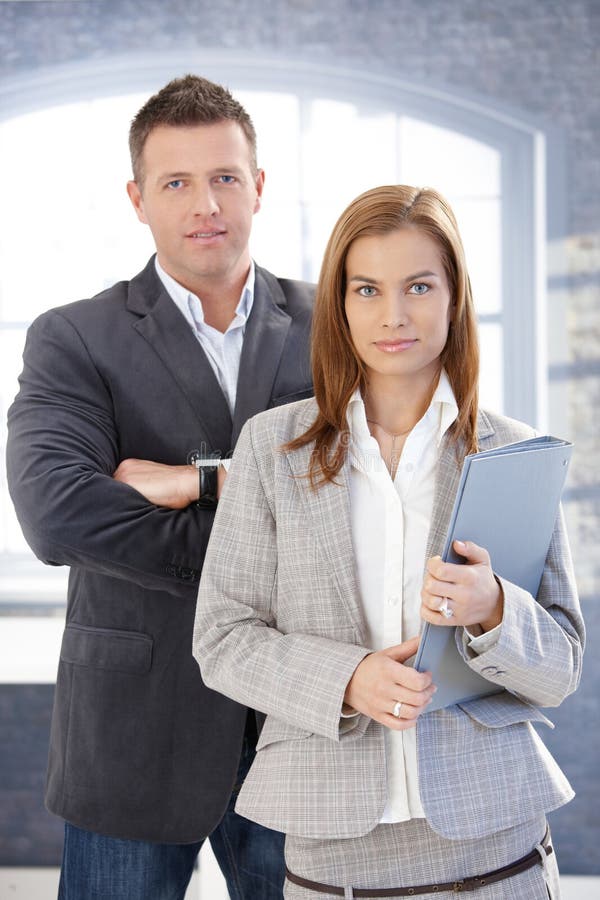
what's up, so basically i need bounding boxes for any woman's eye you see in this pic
[167,180,183,190]
[409,282,430,295]
[357,285,377,297]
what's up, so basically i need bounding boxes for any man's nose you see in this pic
[192,184,219,217]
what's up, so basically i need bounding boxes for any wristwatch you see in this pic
[196,464,219,509]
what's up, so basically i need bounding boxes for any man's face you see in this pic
[127,121,264,294]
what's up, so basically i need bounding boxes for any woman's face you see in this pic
[344,226,453,391]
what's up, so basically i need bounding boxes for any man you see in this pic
[6,75,313,900]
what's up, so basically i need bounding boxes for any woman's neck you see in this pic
[362,371,439,435]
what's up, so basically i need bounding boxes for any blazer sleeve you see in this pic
[193,418,370,742]
[457,505,584,707]
[6,309,214,597]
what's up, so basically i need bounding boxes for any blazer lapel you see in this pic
[232,267,291,444]
[128,259,233,454]
[284,437,368,641]
[425,411,497,561]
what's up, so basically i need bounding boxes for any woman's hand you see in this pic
[343,636,436,731]
[420,540,504,632]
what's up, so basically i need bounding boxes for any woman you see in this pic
[193,185,583,899]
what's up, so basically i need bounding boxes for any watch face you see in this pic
[198,465,219,508]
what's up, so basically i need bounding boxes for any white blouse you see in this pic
[346,372,458,822]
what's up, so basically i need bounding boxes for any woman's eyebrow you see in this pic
[403,270,438,282]
[348,274,382,284]
[348,270,440,284]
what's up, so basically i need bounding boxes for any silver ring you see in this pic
[392,701,402,718]
[439,598,454,619]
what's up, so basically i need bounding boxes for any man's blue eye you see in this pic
[167,180,183,189]
[218,175,236,184]
[410,283,429,295]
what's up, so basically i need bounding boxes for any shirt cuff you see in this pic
[339,704,361,734]
[465,622,502,654]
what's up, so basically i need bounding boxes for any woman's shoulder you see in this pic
[246,397,318,449]
[478,408,537,447]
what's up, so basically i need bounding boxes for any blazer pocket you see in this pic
[457,694,554,729]
[60,623,153,675]
[255,715,313,750]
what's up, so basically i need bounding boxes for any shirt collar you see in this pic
[347,370,459,450]
[154,256,255,332]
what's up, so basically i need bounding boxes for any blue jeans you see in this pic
[57,731,285,900]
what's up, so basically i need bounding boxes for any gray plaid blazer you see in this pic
[193,397,584,840]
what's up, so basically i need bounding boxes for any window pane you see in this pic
[0,97,154,322]
[0,328,28,554]
[478,322,504,413]
[300,100,399,278]
[302,100,397,207]
[238,91,304,278]
[399,117,501,197]
[451,197,502,315]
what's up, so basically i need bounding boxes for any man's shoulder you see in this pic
[255,265,315,313]
[33,257,158,329]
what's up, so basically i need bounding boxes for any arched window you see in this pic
[0,54,546,606]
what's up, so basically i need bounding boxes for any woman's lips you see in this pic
[374,339,417,352]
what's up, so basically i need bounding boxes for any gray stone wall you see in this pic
[0,0,598,875]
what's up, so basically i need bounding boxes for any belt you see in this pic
[285,826,552,897]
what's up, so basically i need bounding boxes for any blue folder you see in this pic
[414,435,573,711]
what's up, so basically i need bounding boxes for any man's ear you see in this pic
[127,180,148,224]
[253,169,265,215]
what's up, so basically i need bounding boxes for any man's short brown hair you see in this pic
[129,74,258,186]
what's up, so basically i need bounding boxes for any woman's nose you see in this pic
[383,294,408,328]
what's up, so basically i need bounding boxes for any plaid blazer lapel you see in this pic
[284,444,368,642]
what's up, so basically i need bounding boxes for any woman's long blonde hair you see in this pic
[286,185,480,486]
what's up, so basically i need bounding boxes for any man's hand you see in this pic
[420,540,504,632]
[113,459,226,509]
[343,636,435,731]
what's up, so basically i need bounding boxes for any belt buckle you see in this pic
[452,883,464,893]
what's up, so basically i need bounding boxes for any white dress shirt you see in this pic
[346,371,499,823]
[154,257,255,413]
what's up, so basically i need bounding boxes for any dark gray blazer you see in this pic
[6,256,314,843]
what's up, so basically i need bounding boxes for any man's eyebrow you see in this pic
[157,171,192,181]
[155,166,247,182]
[208,165,246,176]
